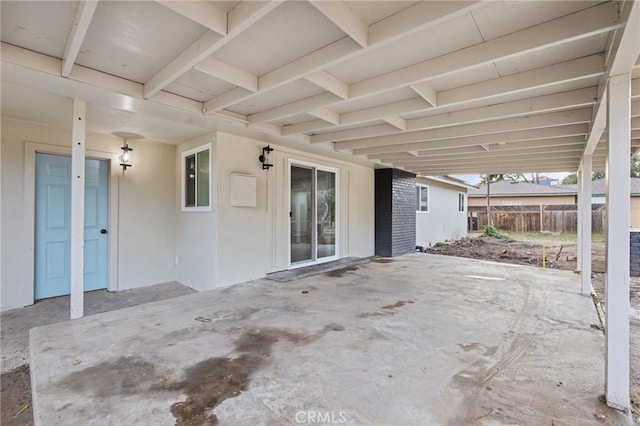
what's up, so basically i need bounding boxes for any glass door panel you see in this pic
[290,166,314,263]
[317,170,336,258]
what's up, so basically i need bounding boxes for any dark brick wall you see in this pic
[375,169,416,257]
[632,231,640,277]
[375,169,393,257]
[391,169,417,256]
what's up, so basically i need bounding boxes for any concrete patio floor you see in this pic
[1,281,195,374]
[29,254,629,425]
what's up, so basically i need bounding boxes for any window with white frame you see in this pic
[458,193,466,212]
[416,185,429,212]
[182,144,211,210]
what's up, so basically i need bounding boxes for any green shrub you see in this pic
[483,224,510,239]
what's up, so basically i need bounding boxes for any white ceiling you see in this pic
[1,0,639,174]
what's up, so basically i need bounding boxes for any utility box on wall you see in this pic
[230,173,257,207]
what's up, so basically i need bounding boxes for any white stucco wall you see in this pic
[174,133,217,292]
[216,132,375,286]
[2,120,375,308]
[415,177,468,248]
[1,117,177,310]
[174,131,375,291]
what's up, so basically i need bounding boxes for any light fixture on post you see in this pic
[259,145,274,170]
[113,132,144,172]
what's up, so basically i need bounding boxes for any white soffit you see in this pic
[165,69,236,103]
[0,1,78,59]
[1,0,637,175]
[77,1,209,83]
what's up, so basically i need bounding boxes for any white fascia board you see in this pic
[308,0,369,48]
[62,0,99,78]
[338,108,593,150]
[584,0,639,156]
[608,0,640,77]
[156,1,227,35]
[416,176,477,190]
[583,87,608,156]
[144,0,282,98]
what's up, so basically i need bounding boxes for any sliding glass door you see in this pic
[290,165,314,263]
[290,163,337,266]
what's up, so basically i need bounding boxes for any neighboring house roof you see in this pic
[468,180,576,197]
[560,178,640,196]
[420,175,477,190]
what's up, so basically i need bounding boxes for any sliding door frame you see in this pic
[287,159,340,269]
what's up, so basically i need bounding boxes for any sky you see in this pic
[452,172,572,185]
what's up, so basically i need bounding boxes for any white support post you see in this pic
[577,167,583,272]
[605,73,631,411]
[70,99,86,319]
[580,155,593,296]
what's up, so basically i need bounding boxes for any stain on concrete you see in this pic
[373,258,393,263]
[381,300,415,310]
[459,342,481,352]
[357,311,394,318]
[167,325,344,425]
[59,356,156,397]
[325,266,359,277]
[167,355,261,425]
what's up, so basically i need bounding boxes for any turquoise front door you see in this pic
[35,153,109,299]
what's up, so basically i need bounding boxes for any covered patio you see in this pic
[1,0,639,417]
[30,254,627,425]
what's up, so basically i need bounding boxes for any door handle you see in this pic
[100,229,108,234]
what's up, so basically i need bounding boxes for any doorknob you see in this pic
[100,229,108,234]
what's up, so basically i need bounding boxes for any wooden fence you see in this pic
[468,204,605,233]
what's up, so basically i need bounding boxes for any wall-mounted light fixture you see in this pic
[119,144,133,170]
[259,145,274,170]
[113,132,144,172]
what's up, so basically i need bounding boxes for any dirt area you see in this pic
[427,232,604,273]
[428,232,640,423]
[1,365,32,426]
